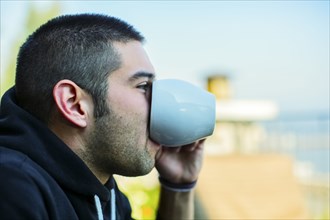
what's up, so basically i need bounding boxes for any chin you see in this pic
[133,161,155,177]
[122,167,153,177]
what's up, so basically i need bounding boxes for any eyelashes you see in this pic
[137,81,152,93]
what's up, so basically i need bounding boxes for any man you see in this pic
[0,14,205,219]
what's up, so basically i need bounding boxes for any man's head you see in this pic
[15,13,144,123]
[15,14,161,180]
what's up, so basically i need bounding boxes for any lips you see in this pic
[149,138,161,148]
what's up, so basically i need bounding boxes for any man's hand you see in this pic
[155,139,205,184]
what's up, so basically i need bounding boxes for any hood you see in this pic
[0,87,110,202]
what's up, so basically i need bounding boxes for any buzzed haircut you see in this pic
[15,13,145,123]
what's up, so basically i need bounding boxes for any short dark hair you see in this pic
[15,13,145,123]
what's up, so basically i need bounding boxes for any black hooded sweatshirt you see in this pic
[0,88,132,220]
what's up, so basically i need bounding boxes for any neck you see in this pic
[73,148,112,185]
[49,116,111,184]
[88,166,111,185]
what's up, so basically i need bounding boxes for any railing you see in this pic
[259,113,329,219]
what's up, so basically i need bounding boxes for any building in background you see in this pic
[206,74,278,154]
[202,74,329,219]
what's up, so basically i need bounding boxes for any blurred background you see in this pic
[1,1,329,219]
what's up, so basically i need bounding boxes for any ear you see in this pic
[53,80,91,128]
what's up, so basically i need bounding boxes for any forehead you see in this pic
[111,41,155,81]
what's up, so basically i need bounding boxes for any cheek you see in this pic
[108,89,150,120]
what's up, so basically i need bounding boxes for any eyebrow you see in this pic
[129,71,156,82]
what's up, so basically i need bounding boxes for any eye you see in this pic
[137,81,151,93]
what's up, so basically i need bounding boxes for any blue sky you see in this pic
[1,1,329,114]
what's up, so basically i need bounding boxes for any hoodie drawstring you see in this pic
[94,195,104,220]
[111,189,116,220]
[94,189,116,220]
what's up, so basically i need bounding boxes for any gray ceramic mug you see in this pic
[149,79,216,147]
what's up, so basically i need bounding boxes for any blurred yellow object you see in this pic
[115,169,160,219]
[196,154,310,219]
[207,75,232,100]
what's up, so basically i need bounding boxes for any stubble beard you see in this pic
[83,108,155,177]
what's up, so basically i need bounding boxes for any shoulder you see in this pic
[0,147,49,219]
[0,146,47,182]
[0,147,71,219]
[0,146,65,195]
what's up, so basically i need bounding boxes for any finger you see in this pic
[174,146,182,153]
[182,142,198,152]
[163,146,182,153]
[195,139,206,150]
[186,139,206,151]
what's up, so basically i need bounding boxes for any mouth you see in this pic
[149,137,161,147]
[147,135,161,149]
